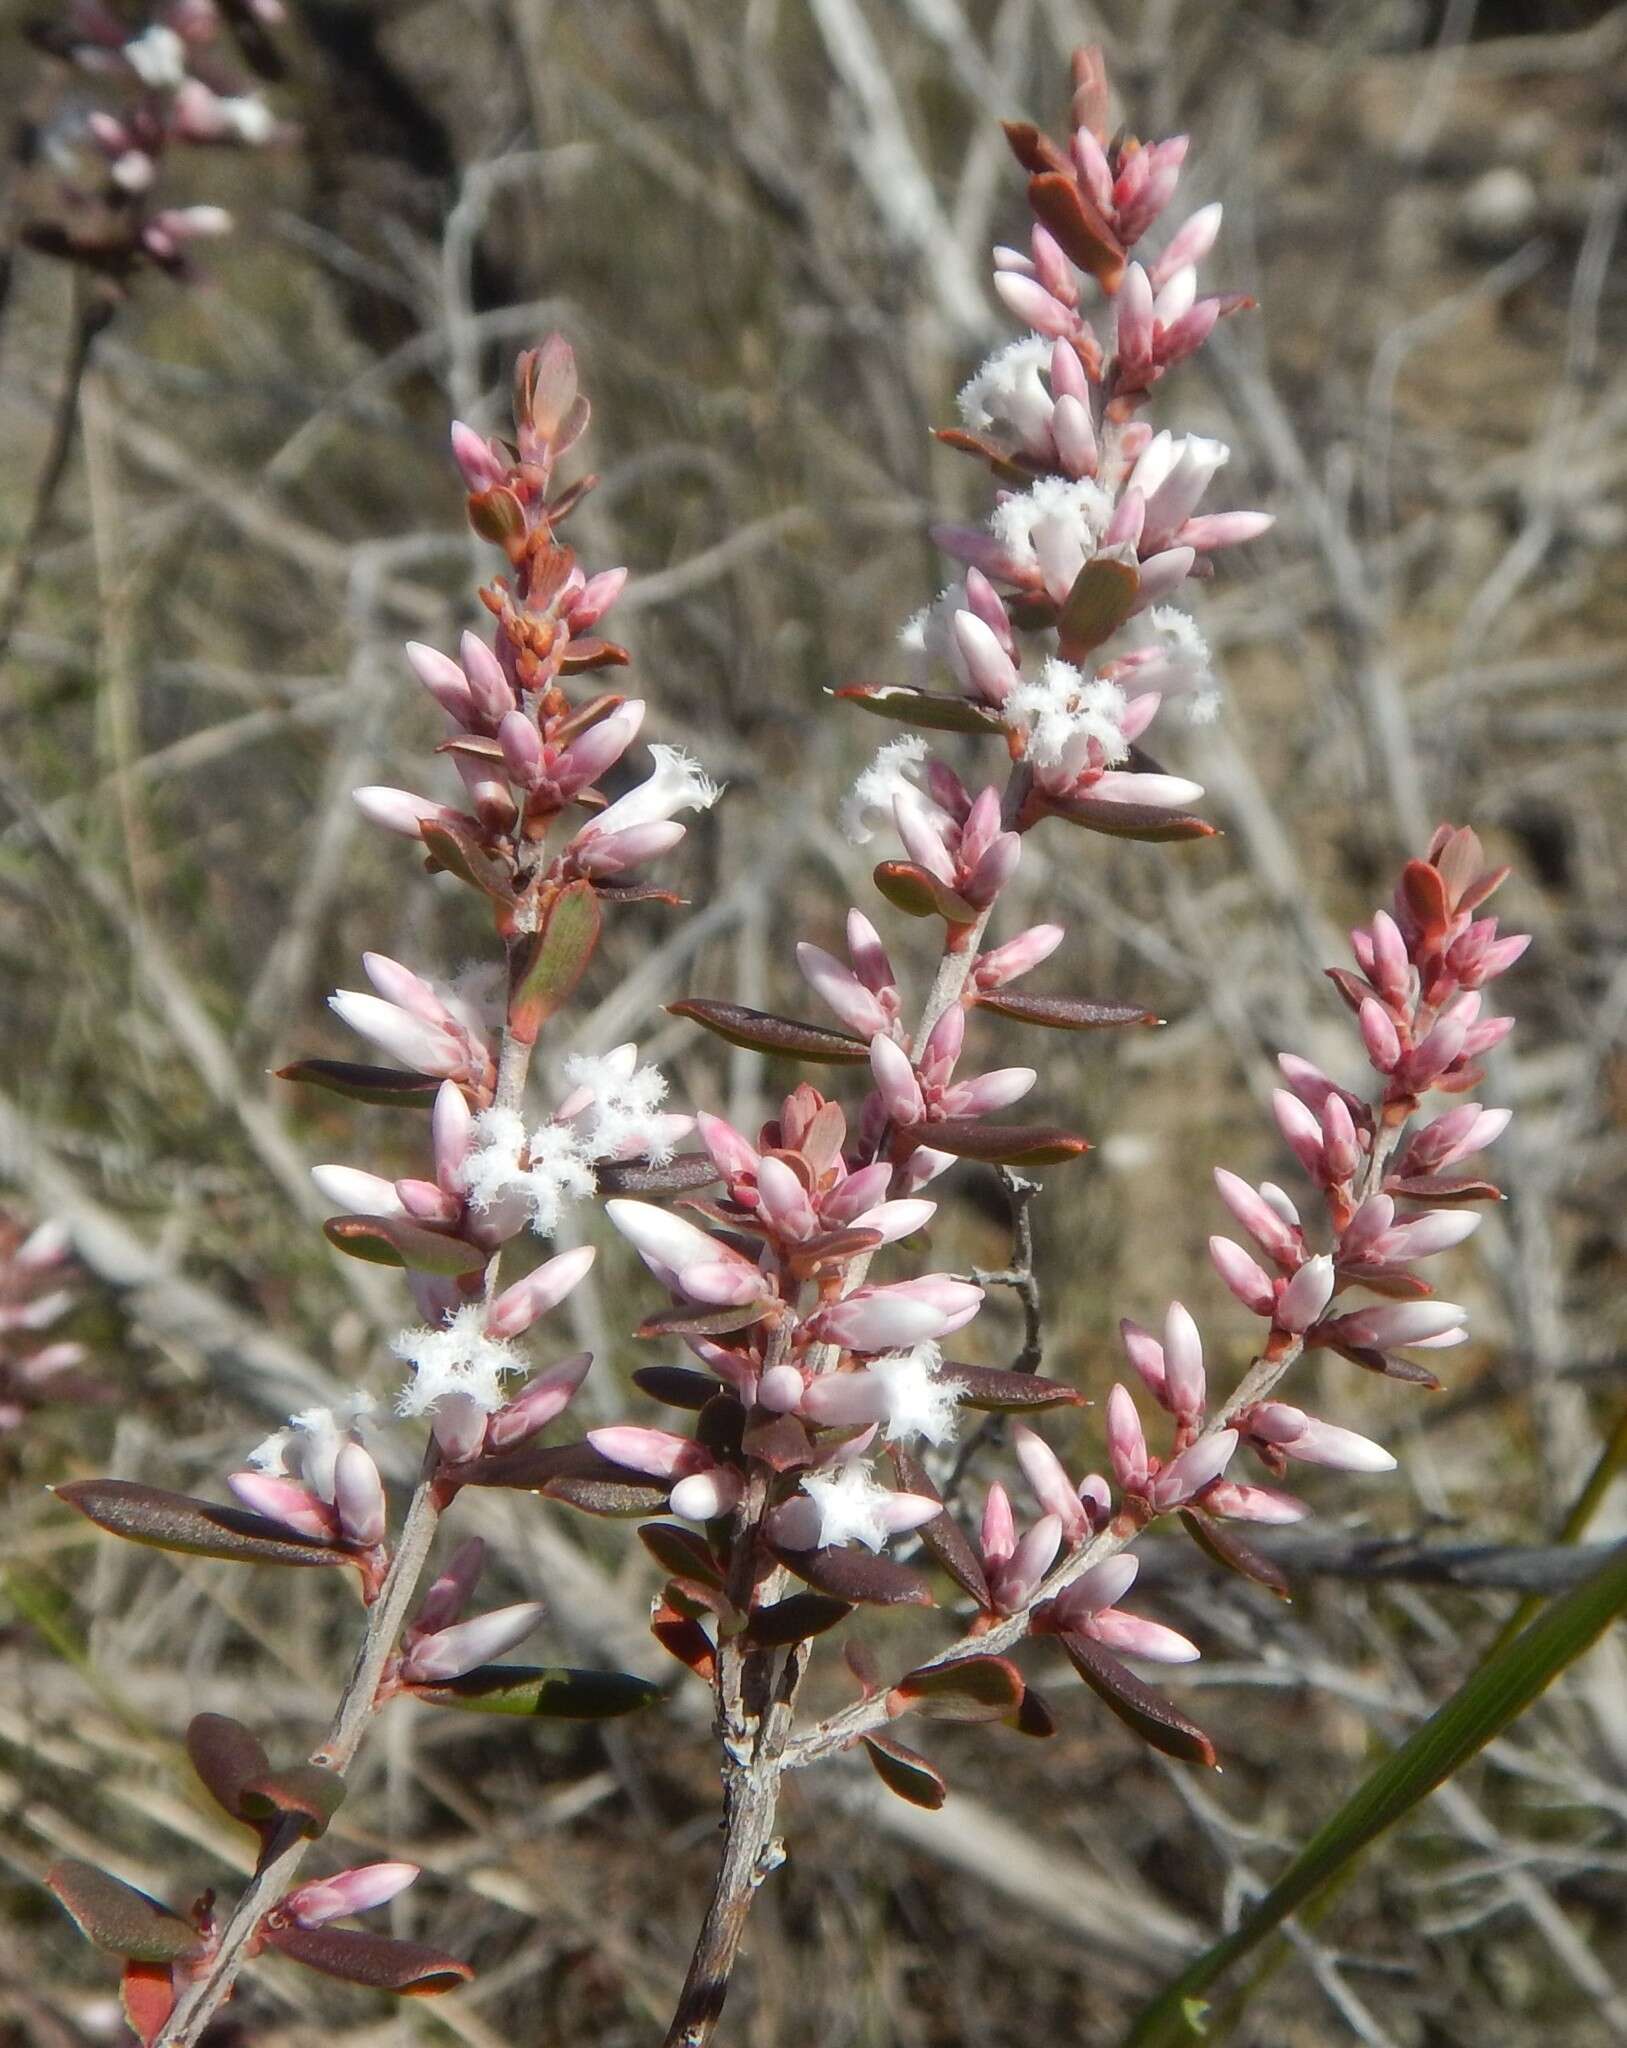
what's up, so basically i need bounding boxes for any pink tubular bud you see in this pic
[311,1165,404,1218]
[485,1246,597,1340]
[554,700,646,793]
[352,785,442,838]
[801,1373,890,1431]
[1013,1425,1089,1543]
[1203,1480,1307,1525]
[226,1472,338,1543]
[975,924,1065,991]
[1251,1403,1395,1474]
[499,711,545,788]
[432,1080,472,1191]
[757,1363,805,1413]
[573,820,687,877]
[333,1441,386,1547]
[951,610,1019,707]
[942,1065,1036,1117]
[850,1198,936,1246]
[1149,1428,1237,1510]
[821,1161,894,1225]
[459,630,515,723]
[755,1156,819,1241]
[1106,1383,1149,1493]
[285,1861,421,1930]
[963,832,1023,908]
[1085,1609,1201,1664]
[1272,1088,1326,1176]
[995,1514,1064,1611]
[1339,1193,1395,1262]
[328,991,462,1078]
[486,1351,593,1449]
[405,640,476,723]
[809,1278,983,1351]
[1053,1554,1139,1626]
[670,1468,744,1521]
[1320,1094,1361,1184]
[1275,1253,1335,1335]
[993,271,1077,336]
[1088,770,1205,810]
[403,1600,547,1683]
[1176,509,1275,551]
[604,1200,762,1300]
[1161,1302,1206,1420]
[980,1483,1017,1566]
[1328,1300,1468,1349]
[1377,1209,1481,1261]
[869,1034,926,1126]
[1115,263,1154,368]
[415,1537,484,1634]
[1213,1169,1302,1266]
[1359,998,1402,1073]
[432,1391,489,1464]
[797,944,889,1038]
[1209,1236,1276,1316]
[587,1426,710,1480]
[450,420,507,491]
[1151,202,1223,287]
[1119,1318,1168,1404]
[1370,912,1412,1004]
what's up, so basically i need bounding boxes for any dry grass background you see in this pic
[2,1,1626,2042]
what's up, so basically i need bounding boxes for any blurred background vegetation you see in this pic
[2,1,1625,2042]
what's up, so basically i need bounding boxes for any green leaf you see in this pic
[667,999,870,1066]
[508,879,601,1044]
[1124,1538,1627,2047]
[322,1214,488,1276]
[408,1663,662,1718]
[45,1862,204,1964]
[834,683,1005,735]
[275,1060,442,1108]
[54,1479,349,1572]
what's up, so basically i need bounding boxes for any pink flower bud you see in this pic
[1052,394,1098,477]
[756,1156,818,1241]
[1013,1424,1090,1543]
[821,1162,893,1225]
[808,1277,983,1350]
[951,611,1018,707]
[1087,770,1204,809]
[869,1034,926,1126]
[848,1198,936,1246]
[941,1065,1037,1117]
[1327,1300,1468,1349]
[1161,1302,1205,1419]
[1119,1318,1168,1404]
[1272,1088,1326,1176]
[486,1351,593,1449]
[498,710,544,788]
[405,640,476,723]
[797,944,889,1038]
[974,924,1066,991]
[1203,1480,1307,1524]
[1359,998,1401,1073]
[415,1537,484,1635]
[1176,510,1275,551]
[333,1441,386,1547]
[587,1426,710,1480]
[993,271,1077,336]
[980,1483,1017,1566]
[459,630,515,722]
[284,1862,420,1930]
[605,1200,764,1302]
[1085,1609,1201,1664]
[1212,1169,1302,1266]
[1275,1254,1335,1335]
[1053,1554,1139,1627]
[573,820,687,877]
[328,991,462,1078]
[801,1373,890,1431]
[993,1513,1063,1611]
[1319,1095,1361,1184]
[757,1363,805,1413]
[963,831,1023,909]
[1106,1383,1149,1493]
[226,1472,338,1543]
[431,1391,489,1464]
[1249,1403,1395,1474]
[669,1468,745,1520]
[352,785,443,838]
[1375,1209,1481,1261]
[1148,1428,1237,1509]
[1150,202,1223,287]
[311,1165,404,1218]
[1115,262,1154,368]
[450,421,507,491]
[403,1600,547,1682]
[1209,1236,1276,1316]
[485,1246,597,1340]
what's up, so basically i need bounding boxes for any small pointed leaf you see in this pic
[1043,795,1217,843]
[409,1663,662,1718]
[888,1445,991,1608]
[745,1592,853,1647]
[862,1732,947,1809]
[951,1365,1085,1413]
[1180,1508,1292,1600]
[891,1655,1025,1722]
[261,1922,472,1994]
[323,1214,487,1276]
[1060,1633,1217,1767]
[45,1862,204,1964]
[597,1154,720,1197]
[771,1542,934,1607]
[55,1479,347,1572]
[275,1060,442,1108]
[667,999,870,1066]
[509,879,601,1044]
[835,683,1005,735]
[1057,556,1140,655]
[872,861,978,925]
[631,1366,722,1410]
[638,1523,725,1586]
[974,992,1161,1032]
[904,1120,1089,1167]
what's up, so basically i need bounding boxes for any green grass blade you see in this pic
[1124,1537,1627,2048]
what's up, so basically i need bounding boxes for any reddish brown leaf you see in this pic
[262,1922,472,1994]
[974,992,1162,1032]
[905,1120,1089,1167]
[55,1479,348,1573]
[772,1542,934,1607]
[888,1445,991,1609]
[1180,1508,1292,1600]
[862,1732,947,1809]
[1027,171,1125,289]
[745,1591,853,1647]
[630,1366,721,1410]
[508,879,601,1044]
[1043,795,1217,842]
[638,1522,725,1586]
[835,683,1006,735]
[891,1655,1025,1722]
[323,1214,487,1276]
[1060,1633,1218,1766]
[667,999,870,1065]
[950,1365,1085,1413]
[45,1862,204,1964]
[275,1060,441,1108]
[121,1961,176,2047]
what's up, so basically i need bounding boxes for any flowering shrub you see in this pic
[46,45,1526,2048]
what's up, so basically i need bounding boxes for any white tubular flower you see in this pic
[392,1306,526,1419]
[246,1395,377,1503]
[589,744,722,837]
[840,734,931,846]
[783,1462,941,1552]
[869,1342,965,1446]
[898,583,968,674]
[124,24,187,86]
[990,476,1114,599]
[1007,660,1129,779]
[957,334,1056,455]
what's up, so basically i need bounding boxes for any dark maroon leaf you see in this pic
[238,1762,345,1836]
[1012,1684,1059,1738]
[508,879,601,1044]
[891,1655,1025,1722]
[185,1714,269,1821]
[407,1664,661,1718]
[322,1214,487,1276]
[793,1225,887,1269]
[888,1445,991,1609]
[262,1922,472,1994]
[1059,1633,1217,1767]
[1384,1173,1504,1205]
[1324,965,1376,1016]
[631,1366,721,1410]
[1001,118,1070,177]
[597,1153,720,1197]
[745,1592,853,1647]
[651,1598,716,1682]
[638,1522,725,1586]
[872,861,978,925]
[834,683,1005,735]
[950,1365,1085,1413]
[771,1542,934,1607]
[55,1480,348,1572]
[462,1443,672,1515]
[741,1411,814,1472]
[1042,795,1217,843]
[667,999,870,1065]
[1027,170,1125,289]
[1321,1340,1443,1389]
[974,992,1161,1032]
[45,1862,204,1964]
[862,1733,947,1809]
[905,1120,1090,1167]
[1180,1508,1291,1600]
[1057,555,1139,655]
[931,426,1033,485]
[636,1300,772,1340]
[274,1060,441,1108]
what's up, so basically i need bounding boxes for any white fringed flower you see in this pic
[1007,659,1129,776]
[561,1044,682,1164]
[840,734,929,846]
[798,1462,906,1551]
[1143,606,1219,721]
[124,24,188,87]
[247,1394,377,1502]
[898,582,966,668]
[957,335,1056,454]
[592,744,722,835]
[870,1342,964,1445]
[393,1307,525,1418]
[991,475,1114,597]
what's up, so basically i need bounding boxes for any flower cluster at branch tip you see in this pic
[22,0,287,291]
